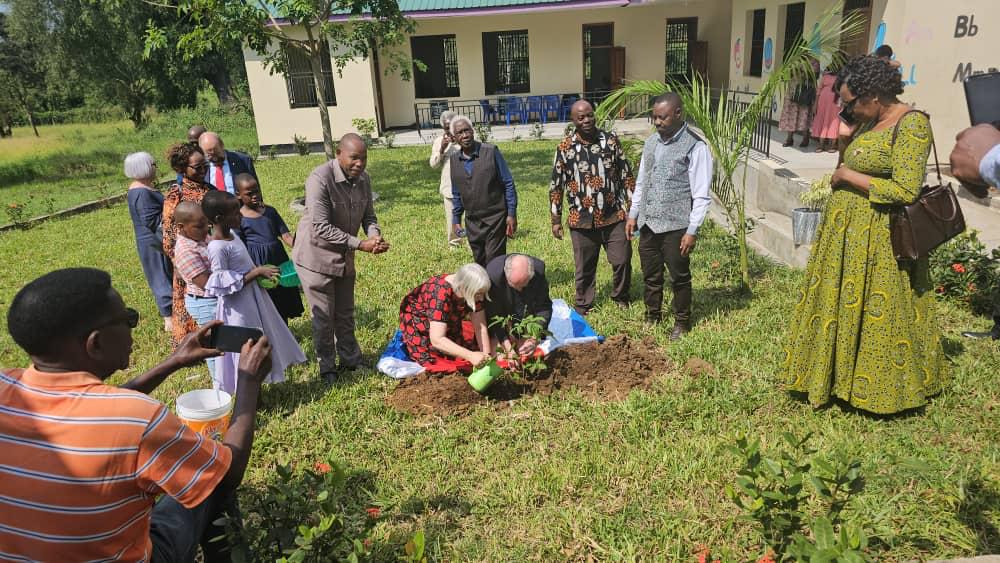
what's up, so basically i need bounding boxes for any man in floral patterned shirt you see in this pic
[550,99,636,315]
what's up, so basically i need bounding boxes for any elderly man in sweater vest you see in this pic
[449,114,518,267]
[626,93,713,340]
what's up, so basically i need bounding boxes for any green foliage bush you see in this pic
[726,433,873,561]
[929,231,1000,315]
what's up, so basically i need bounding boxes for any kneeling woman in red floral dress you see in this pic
[399,263,493,373]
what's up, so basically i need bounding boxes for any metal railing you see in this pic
[412,89,649,132]
[719,89,772,158]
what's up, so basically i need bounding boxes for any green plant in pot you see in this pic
[793,174,832,246]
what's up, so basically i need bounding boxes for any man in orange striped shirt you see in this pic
[0,268,273,562]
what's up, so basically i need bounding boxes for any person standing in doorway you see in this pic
[626,93,713,340]
[449,115,518,267]
[550,99,635,315]
[292,133,389,384]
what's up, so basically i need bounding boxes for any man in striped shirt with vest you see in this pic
[0,268,273,562]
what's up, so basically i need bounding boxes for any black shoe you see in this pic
[669,323,690,341]
[961,330,1000,340]
[321,370,338,384]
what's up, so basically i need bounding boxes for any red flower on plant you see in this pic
[757,551,776,563]
[952,263,967,273]
[313,462,331,474]
[365,507,381,519]
[695,545,710,563]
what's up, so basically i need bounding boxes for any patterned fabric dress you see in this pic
[399,274,480,368]
[162,178,212,346]
[782,111,950,414]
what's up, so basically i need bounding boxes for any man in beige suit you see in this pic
[292,133,389,384]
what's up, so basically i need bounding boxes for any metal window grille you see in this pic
[285,42,336,109]
[748,9,766,77]
[443,36,460,90]
[665,18,697,79]
[483,30,530,94]
[413,35,461,98]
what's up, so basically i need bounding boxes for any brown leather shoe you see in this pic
[669,323,690,341]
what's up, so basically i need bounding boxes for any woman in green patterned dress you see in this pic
[782,55,949,415]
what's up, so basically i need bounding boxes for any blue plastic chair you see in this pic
[559,94,579,121]
[479,99,498,124]
[525,96,545,123]
[543,95,561,122]
[504,96,526,125]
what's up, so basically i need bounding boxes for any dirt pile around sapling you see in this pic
[386,335,672,416]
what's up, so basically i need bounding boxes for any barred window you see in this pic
[284,42,336,109]
[483,30,530,95]
[412,35,460,98]
[665,18,697,80]
[747,9,766,77]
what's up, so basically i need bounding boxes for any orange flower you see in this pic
[952,263,967,274]
[757,551,776,563]
[314,462,331,474]
[581,196,594,208]
[567,180,579,194]
[365,507,381,519]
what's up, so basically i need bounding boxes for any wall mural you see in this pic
[763,37,774,72]
[873,15,996,87]
[733,37,743,72]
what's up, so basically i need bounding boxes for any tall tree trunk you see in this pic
[303,27,335,160]
[14,89,38,137]
[204,63,234,105]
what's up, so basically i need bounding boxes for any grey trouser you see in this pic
[298,267,362,374]
[570,222,632,314]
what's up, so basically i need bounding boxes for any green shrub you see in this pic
[929,230,1000,315]
[222,460,371,562]
[474,122,492,143]
[726,432,873,561]
[293,135,310,156]
[352,118,378,147]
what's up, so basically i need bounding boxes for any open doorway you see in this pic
[584,23,614,93]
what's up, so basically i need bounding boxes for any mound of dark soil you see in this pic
[386,335,672,416]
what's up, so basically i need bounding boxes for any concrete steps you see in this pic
[728,158,1000,268]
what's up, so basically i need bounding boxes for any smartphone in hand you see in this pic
[964,72,1000,126]
[209,325,264,353]
[838,106,856,125]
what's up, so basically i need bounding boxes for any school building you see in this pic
[243,0,997,157]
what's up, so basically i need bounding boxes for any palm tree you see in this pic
[596,2,864,291]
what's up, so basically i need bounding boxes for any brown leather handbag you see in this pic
[888,110,966,261]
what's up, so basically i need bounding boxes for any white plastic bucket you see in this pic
[176,389,233,441]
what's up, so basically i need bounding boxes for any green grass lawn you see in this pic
[1,141,999,561]
[0,105,258,221]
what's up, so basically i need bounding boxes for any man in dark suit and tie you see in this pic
[485,254,552,357]
[199,131,259,193]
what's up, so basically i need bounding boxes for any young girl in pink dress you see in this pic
[202,190,306,393]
